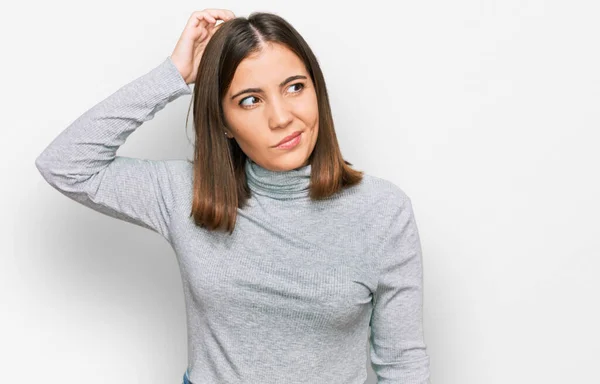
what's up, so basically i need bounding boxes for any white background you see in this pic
[2,0,599,383]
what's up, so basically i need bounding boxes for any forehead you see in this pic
[230,43,307,87]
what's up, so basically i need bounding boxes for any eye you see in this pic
[288,82,305,93]
[238,83,305,109]
[239,96,259,108]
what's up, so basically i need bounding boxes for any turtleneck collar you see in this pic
[245,157,311,200]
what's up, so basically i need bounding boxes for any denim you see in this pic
[182,368,191,384]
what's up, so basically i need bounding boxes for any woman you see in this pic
[35,9,431,384]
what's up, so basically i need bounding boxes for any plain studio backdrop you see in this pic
[1,0,598,383]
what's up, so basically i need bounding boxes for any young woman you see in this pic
[35,9,431,384]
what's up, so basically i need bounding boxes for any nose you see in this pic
[267,96,293,130]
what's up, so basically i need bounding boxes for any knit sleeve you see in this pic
[34,56,192,243]
[369,192,431,383]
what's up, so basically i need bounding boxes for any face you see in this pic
[221,42,319,171]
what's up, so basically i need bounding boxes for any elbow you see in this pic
[35,153,52,182]
[35,153,48,174]
[34,152,85,192]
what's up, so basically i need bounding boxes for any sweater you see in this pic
[34,56,431,384]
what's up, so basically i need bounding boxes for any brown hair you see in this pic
[185,11,364,234]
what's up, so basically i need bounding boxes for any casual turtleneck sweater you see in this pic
[34,56,431,384]
[244,157,312,200]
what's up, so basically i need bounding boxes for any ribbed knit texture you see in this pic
[35,56,431,384]
[245,157,312,200]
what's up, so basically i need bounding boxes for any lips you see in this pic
[274,131,303,147]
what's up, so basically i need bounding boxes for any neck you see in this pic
[244,158,311,200]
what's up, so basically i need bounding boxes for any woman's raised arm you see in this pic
[34,57,192,242]
[35,9,235,242]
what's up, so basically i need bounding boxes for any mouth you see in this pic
[273,131,303,149]
[273,130,303,148]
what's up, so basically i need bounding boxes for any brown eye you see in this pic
[288,83,304,93]
[239,96,260,108]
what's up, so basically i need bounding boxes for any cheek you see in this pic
[309,93,319,123]
[296,95,319,123]
[309,102,319,129]
[231,123,270,149]
[223,110,254,136]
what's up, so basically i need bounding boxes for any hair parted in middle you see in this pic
[185,11,364,234]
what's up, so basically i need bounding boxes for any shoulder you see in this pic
[357,172,412,213]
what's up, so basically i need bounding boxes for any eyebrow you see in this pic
[230,75,308,100]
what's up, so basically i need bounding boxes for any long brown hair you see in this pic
[185,12,364,234]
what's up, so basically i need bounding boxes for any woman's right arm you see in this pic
[34,56,192,242]
[35,9,235,242]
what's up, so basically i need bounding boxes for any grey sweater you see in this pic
[35,56,431,384]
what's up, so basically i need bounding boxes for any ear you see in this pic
[222,120,233,138]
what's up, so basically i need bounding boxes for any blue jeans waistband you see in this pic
[182,368,191,384]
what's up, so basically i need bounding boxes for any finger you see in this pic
[185,9,232,38]
[203,14,217,23]
[190,10,216,24]
[199,9,235,23]
[216,9,235,20]
[179,15,210,42]
[197,13,216,25]
[186,13,206,29]
[189,13,214,31]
